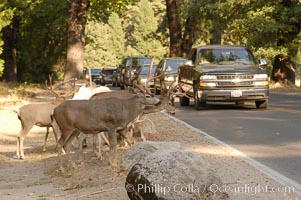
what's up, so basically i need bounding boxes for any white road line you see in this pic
[162,112,301,196]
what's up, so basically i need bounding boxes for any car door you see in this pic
[178,49,196,87]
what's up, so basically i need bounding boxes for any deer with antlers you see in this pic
[14,76,76,159]
[51,68,176,171]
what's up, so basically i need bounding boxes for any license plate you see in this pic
[231,90,242,98]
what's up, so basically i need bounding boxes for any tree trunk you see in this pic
[165,0,182,57]
[210,28,222,45]
[2,17,19,82]
[182,16,197,57]
[64,0,90,81]
[271,54,296,85]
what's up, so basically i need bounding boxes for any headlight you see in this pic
[140,78,147,83]
[254,81,269,86]
[200,75,217,81]
[200,82,217,87]
[254,74,268,80]
[85,74,90,79]
[164,76,175,81]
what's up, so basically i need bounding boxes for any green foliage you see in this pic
[84,13,126,68]
[1,0,300,83]
[125,0,167,62]
[0,1,14,77]
[17,0,68,82]
[84,20,111,68]
[221,0,301,75]
[108,13,126,65]
[90,0,136,22]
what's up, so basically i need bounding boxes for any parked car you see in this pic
[119,56,153,89]
[137,64,157,92]
[177,45,269,109]
[100,66,117,86]
[154,57,187,95]
[84,68,102,85]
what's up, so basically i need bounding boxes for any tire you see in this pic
[154,87,161,95]
[120,84,125,90]
[255,100,268,109]
[179,96,190,106]
[194,88,206,110]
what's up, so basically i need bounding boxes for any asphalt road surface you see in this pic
[172,91,301,187]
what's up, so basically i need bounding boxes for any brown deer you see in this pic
[14,77,76,159]
[51,82,175,171]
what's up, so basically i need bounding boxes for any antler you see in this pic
[45,75,77,99]
[45,74,60,98]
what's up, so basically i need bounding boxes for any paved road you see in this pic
[172,92,301,186]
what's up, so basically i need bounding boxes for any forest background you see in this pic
[0,0,300,85]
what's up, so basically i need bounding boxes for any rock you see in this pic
[122,141,181,170]
[124,141,227,200]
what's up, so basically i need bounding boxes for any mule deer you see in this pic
[14,77,76,159]
[51,86,175,171]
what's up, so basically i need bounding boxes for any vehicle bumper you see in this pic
[198,88,269,102]
[104,79,113,84]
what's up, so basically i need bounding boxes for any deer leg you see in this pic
[92,134,96,154]
[16,125,32,160]
[82,137,87,148]
[51,118,62,151]
[101,132,110,145]
[107,129,118,169]
[57,129,77,172]
[42,127,50,152]
[66,130,80,170]
[95,133,102,160]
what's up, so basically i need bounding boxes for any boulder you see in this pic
[123,141,228,200]
[122,141,181,170]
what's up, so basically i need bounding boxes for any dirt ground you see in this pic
[0,96,300,200]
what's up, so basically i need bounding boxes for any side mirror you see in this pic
[259,59,268,66]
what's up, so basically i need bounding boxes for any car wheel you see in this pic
[255,100,268,109]
[194,88,206,110]
[179,96,190,106]
[154,87,161,95]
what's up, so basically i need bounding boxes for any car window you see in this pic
[140,65,157,75]
[164,59,187,73]
[197,48,256,65]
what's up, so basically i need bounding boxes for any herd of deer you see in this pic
[14,76,176,171]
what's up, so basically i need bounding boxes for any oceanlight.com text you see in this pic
[126,183,296,196]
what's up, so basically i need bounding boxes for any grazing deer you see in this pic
[15,77,112,160]
[51,84,175,171]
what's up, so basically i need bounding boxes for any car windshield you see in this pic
[125,57,152,67]
[102,69,115,75]
[140,65,157,75]
[197,48,256,65]
[164,59,187,73]
[86,68,101,74]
